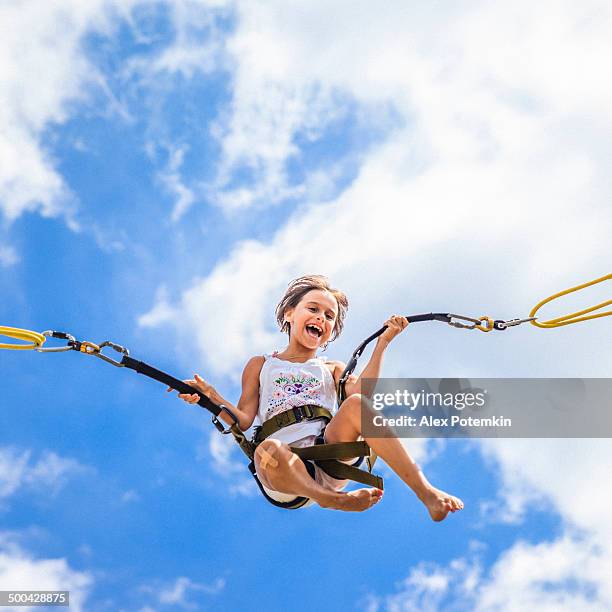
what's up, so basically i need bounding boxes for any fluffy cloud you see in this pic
[140,574,225,609]
[0,534,92,611]
[0,244,19,267]
[0,447,91,503]
[0,1,118,222]
[479,438,612,534]
[366,536,611,611]
[366,436,612,610]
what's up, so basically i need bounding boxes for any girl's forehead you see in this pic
[300,289,337,312]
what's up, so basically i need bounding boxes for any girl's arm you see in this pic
[175,356,264,431]
[233,356,265,430]
[333,315,409,397]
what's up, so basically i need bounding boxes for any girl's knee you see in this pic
[338,394,378,426]
[342,393,361,407]
[342,393,371,413]
[255,439,288,472]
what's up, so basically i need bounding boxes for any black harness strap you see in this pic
[121,355,222,416]
[248,460,315,510]
[338,312,452,402]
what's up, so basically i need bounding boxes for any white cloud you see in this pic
[0,533,92,611]
[156,146,197,222]
[203,430,242,474]
[366,536,611,611]
[138,285,178,328]
[209,81,346,210]
[0,244,19,267]
[158,576,224,605]
[183,0,611,217]
[120,489,141,503]
[367,436,612,610]
[0,0,153,232]
[0,446,91,503]
[479,438,612,539]
[123,0,229,81]
[141,574,225,609]
[197,430,256,497]
[476,536,611,611]
[0,448,29,499]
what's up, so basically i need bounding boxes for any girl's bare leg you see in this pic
[254,439,382,512]
[324,394,464,521]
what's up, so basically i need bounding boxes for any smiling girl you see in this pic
[176,275,463,517]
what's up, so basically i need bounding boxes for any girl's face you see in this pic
[284,289,338,350]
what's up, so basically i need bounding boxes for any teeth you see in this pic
[307,324,322,336]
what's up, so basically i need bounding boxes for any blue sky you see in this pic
[1,1,611,611]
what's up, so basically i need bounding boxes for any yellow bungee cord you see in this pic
[529,273,611,329]
[0,326,46,350]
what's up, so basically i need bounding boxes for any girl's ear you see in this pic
[284,307,294,323]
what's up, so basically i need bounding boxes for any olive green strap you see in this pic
[291,441,370,461]
[233,405,385,491]
[230,424,257,460]
[314,460,384,489]
[293,442,383,489]
[256,405,332,443]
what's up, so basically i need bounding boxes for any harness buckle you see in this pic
[303,405,314,419]
[294,407,304,423]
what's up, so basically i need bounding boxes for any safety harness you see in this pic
[228,402,383,510]
[1,273,609,509]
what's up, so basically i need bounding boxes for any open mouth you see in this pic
[305,324,323,339]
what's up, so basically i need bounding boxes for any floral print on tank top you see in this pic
[266,371,323,418]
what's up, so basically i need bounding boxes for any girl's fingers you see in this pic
[178,393,200,403]
[194,374,208,386]
[171,374,211,402]
[386,315,409,330]
[183,375,211,392]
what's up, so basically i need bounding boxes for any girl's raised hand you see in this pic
[379,315,409,343]
[166,373,218,405]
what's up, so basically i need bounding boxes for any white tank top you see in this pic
[257,352,338,447]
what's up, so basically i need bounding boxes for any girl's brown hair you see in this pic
[275,275,348,342]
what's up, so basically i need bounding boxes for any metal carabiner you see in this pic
[35,331,77,352]
[446,314,482,330]
[93,341,130,367]
[447,314,496,332]
[494,317,537,330]
[212,405,239,434]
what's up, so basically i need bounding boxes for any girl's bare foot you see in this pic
[420,487,464,522]
[319,488,383,512]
